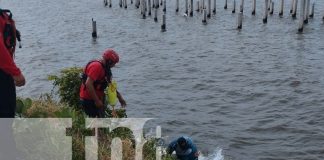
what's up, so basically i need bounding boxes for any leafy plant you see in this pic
[16,97,33,117]
[48,67,83,108]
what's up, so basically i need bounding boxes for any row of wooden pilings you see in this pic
[92,0,324,37]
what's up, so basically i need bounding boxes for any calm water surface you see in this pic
[2,0,324,159]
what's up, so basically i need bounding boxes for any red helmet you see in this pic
[102,49,119,64]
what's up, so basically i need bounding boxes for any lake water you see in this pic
[2,0,324,159]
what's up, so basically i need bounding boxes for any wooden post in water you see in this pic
[224,0,227,9]
[155,0,159,8]
[213,0,216,14]
[290,0,294,13]
[252,0,256,15]
[309,2,314,18]
[109,0,112,7]
[269,1,274,15]
[237,12,243,29]
[298,0,305,33]
[202,0,205,11]
[263,0,268,23]
[176,0,179,12]
[104,0,108,6]
[190,0,194,16]
[292,0,298,18]
[124,0,128,9]
[240,0,244,13]
[140,0,143,14]
[304,0,309,24]
[135,0,140,8]
[154,7,158,22]
[207,0,211,17]
[185,0,188,14]
[202,9,207,24]
[163,0,166,12]
[279,0,284,17]
[197,1,200,12]
[161,14,166,32]
[268,0,272,15]
[146,0,149,14]
[131,0,133,4]
[148,0,152,15]
[120,0,123,7]
[92,18,97,38]
[142,0,146,19]
[232,0,236,13]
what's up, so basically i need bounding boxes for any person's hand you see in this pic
[194,151,200,157]
[111,108,118,118]
[119,97,127,108]
[166,147,172,155]
[13,74,26,87]
[95,100,104,108]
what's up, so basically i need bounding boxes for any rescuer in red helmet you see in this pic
[80,49,126,117]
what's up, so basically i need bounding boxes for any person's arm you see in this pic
[187,138,199,157]
[116,90,126,107]
[167,140,177,154]
[0,36,25,86]
[85,77,103,108]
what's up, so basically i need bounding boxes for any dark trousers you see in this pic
[0,69,16,118]
[0,70,19,159]
[80,99,105,118]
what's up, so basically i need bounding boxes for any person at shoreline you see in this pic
[79,49,126,118]
[167,136,199,160]
[0,9,25,117]
[0,8,26,159]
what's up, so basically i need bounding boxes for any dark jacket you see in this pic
[167,136,198,160]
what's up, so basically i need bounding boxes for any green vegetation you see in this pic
[16,67,176,160]
[48,67,83,108]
